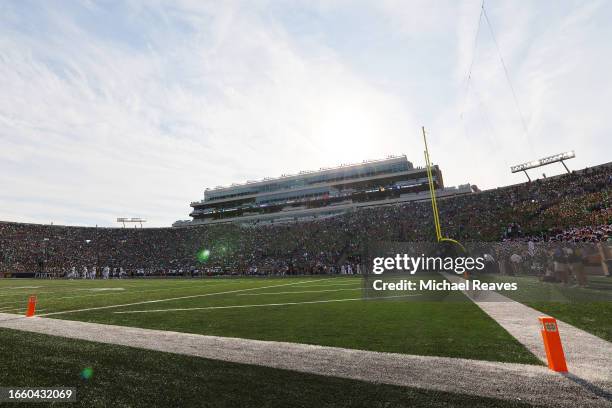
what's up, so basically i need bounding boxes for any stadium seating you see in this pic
[0,164,610,277]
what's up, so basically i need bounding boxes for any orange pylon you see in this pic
[25,295,37,317]
[539,316,568,372]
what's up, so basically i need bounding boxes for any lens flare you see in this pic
[81,367,93,380]
[196,249,211,263]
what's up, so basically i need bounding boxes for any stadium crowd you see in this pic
[0,164,610,278]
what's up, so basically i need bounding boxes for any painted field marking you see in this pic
[112,294,423,314]
[0,282,320,305]
[4,286,42,290]
[0,284,107,296]
[50,292,157,301]
[0,308,46,313]
[293,281,360,287]
[288,284,361,289]
[0,277,323,300]
[78,288,125,291]
[36,278,337,317]
[237,288,362,296]
[4,280,289,305]
[48,279,323,301]
[3,280,252,302]
[0,293,43,299]
[0,288,102,298]
[0,280,233,298]
[0,277,354,304]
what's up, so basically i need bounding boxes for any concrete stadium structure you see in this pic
[179,155,471,226]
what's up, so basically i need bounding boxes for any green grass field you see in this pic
[3,275,612,407]
[0,328,531,408]
[0,276,539,364]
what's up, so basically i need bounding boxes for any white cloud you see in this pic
[430,0,612,189]
[0,1,610,226]
[0,1,419,226]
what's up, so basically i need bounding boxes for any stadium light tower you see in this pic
[116,217,147,228]
[510,151,575,182]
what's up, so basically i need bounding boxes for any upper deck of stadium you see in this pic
[201,155,414,202]
[185,155,451,224]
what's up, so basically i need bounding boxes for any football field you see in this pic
[3,276,612,407]
[0,276,538,363]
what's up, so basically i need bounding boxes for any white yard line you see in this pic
[47,282,243,301]
[0,308,45,313]
[112,294,423,314]
[0,293,41,298]
[36,278,338,317]
[443,272,612,387]
[0,278,335,298]
[0,280,245,298]
[0,280,232,299]
[237,288,361,296]
[0,312,607,407]
[114,297,362,314]
[291,281,361,288]
[1,278,341,304]
[0,288,100,298]
[4,279,317,303]
[51,293,132,300]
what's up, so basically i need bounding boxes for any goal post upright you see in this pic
[421,126,465,252]
[422,126,442,241]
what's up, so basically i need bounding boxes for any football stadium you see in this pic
[1,1,612,408]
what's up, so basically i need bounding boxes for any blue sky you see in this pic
[1,0,610,227]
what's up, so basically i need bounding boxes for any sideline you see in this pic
[0,312,607,407]
[443,272,612,388]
